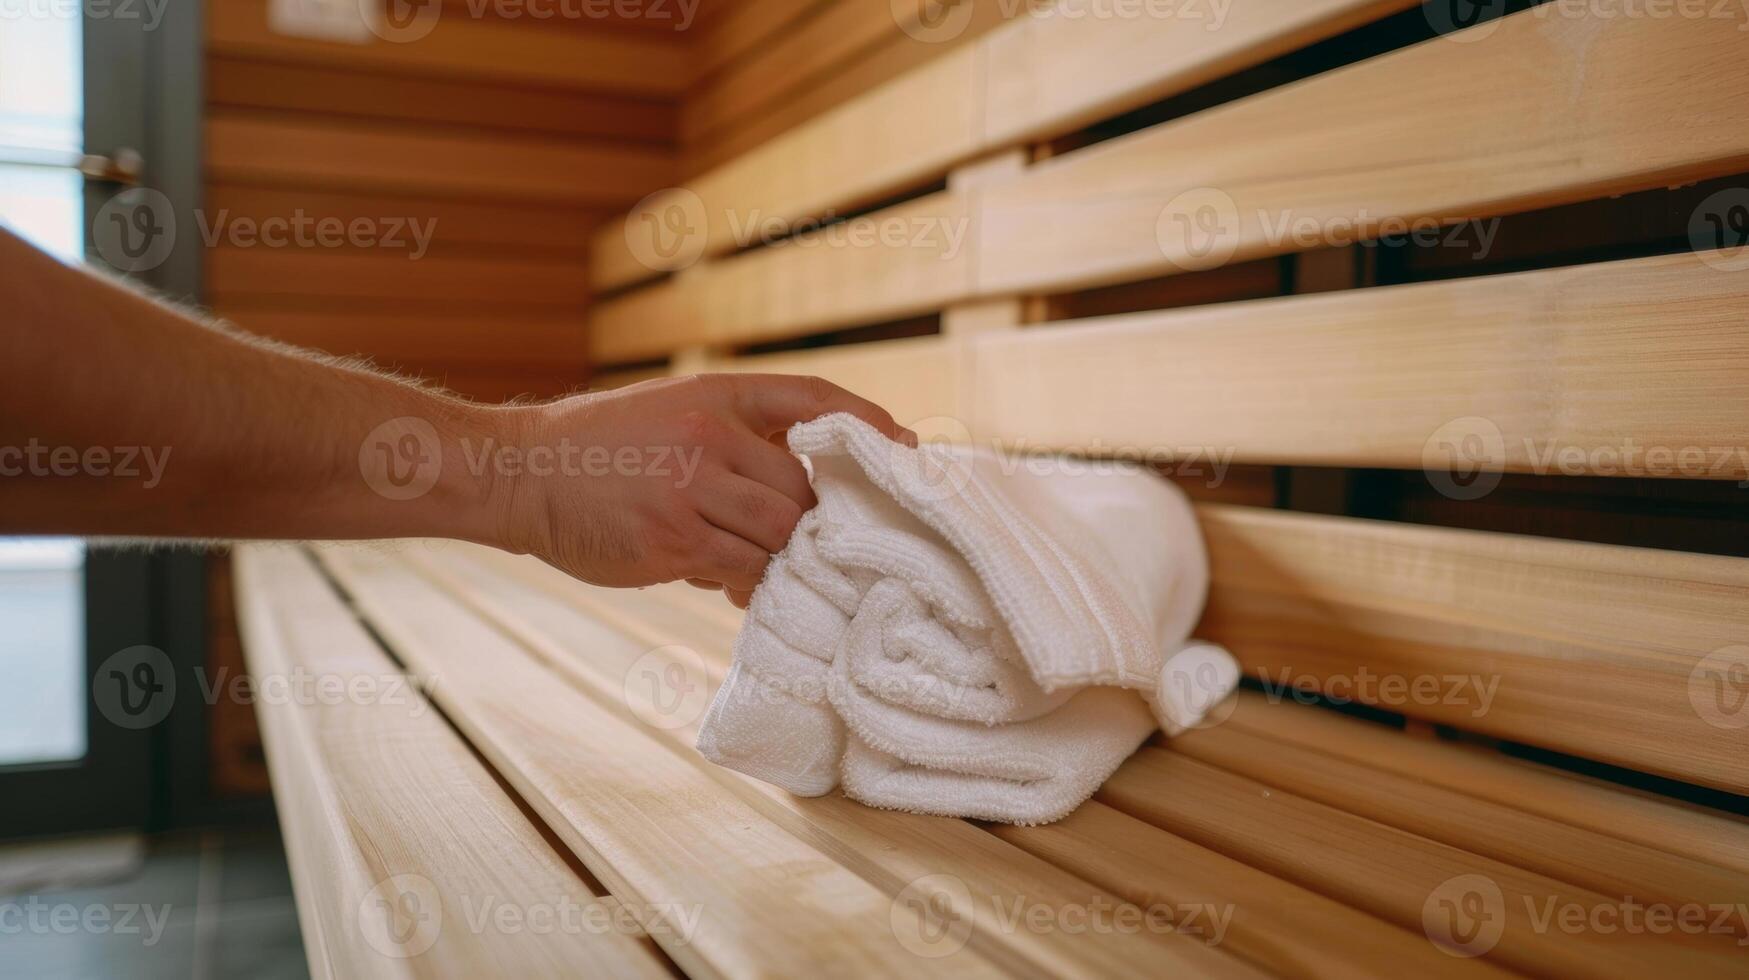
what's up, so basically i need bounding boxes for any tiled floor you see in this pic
[0,827,308,980]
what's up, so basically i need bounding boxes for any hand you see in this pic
[493,374,916,607]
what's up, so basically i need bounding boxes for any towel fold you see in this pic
[695,414,1239,825]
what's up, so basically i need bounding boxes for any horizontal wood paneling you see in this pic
[596,0,1417,290]
[971,249,1749,477]
[207,248,589,307]
[208,0,692,94]
[691,0,824,80]
[612,249,1749,482]
[202,184,600,256]
[207,56,677,143]
[206,112,674,206]
[593,190,972,361]
[1196,503,1749,794]
[979,7,1749,293]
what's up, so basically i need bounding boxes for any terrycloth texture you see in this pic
[695,414,1240,825]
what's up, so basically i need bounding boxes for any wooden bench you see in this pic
[239,2,1749,975]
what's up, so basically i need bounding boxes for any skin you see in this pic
[0,226,917,607]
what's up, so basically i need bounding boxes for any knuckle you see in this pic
[801,375,837,405]
[677,409,723,445]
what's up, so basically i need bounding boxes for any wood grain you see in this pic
[1104,750,1745,978]
[594,0,1412,290]
[979,7,1749,292]
[1196,504,1749,793]
[206,112,674,207]
[234,545,669,978]
[313,544,1004,979]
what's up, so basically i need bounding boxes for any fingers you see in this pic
[721,374,919,447]
[695,470,804,555]
[690,523,771,593]
[724,587,754,610]
[685,578,721,592]
[725,425,815,510]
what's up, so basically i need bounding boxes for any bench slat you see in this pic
[990,802,1515,979]
[593,0,1420,290]
[1171,723,1749,931]
[970,249,1749,478]
[412,545,1267,978]
[1220,690,1749,875]
[234,546,670,978]
[1104,750,1744,977]
[979,7,1749,293]
[313,544,1002,979]
[1197,504,1749,793]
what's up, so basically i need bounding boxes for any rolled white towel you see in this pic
[695,414,1238,825]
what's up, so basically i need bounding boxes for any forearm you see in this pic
[0,227,519,545]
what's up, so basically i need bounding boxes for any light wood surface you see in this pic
[593,0,1414,290]
[1103,750,1746,978]
[313,545,1003,979]
[1197,504,1749,793]
[969,249,1749,476]
[1220,689,1749,875]
[234,546,669,979]
[992,802,1514,979]
[1172,723,1749,931]
[643,248,1749,481]
[410,545,1272,978]
[979,7,1749,293]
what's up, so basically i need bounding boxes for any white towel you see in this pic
[695,414,1240,825]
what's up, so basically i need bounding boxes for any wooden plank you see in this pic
[313,544,1004,979]
[979,7,1749,293]
[1195,504,1749,794]
[1171,722,1749,933]
[692,0,826,79]
[972,249,1749,477]
[409,545,1267,978]
[596,0,1411,291]
[202,184,600,257]
[712,336,966,435]
[594,190,972,360]
[205,56,678,143]
[206,112,675,206]
[206,0,691,96]
[234,545,668,978]
[206,248,589,307]
[1103,750,1745,977]
[1219,690,1749,875]
[991,803,1513,979]
[213,307,584,369]
[980,0,1420,145]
